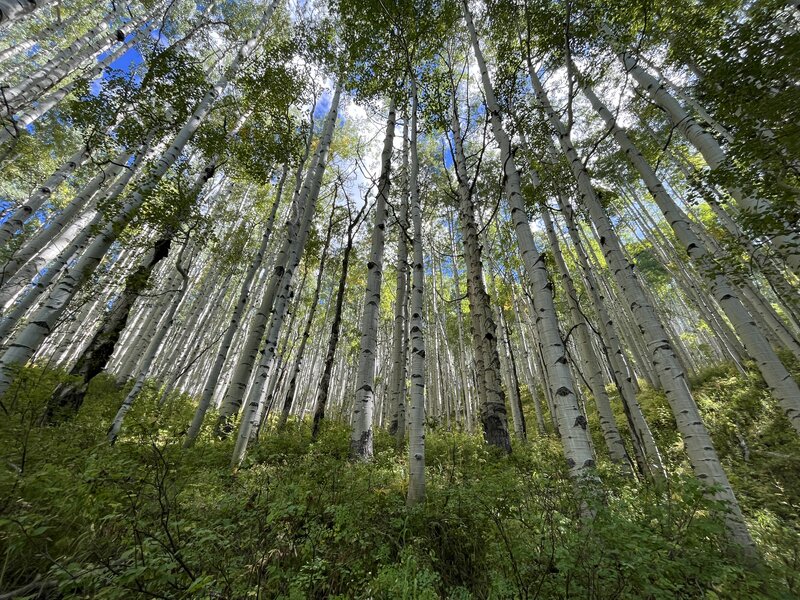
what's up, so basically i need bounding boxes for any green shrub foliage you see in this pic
[1,365,798,598]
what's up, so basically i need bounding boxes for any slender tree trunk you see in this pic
[44,235,173,422]
[351,101,395,459]
[465,0,596,479]
[583,81,800,436]
[183,181,284,445]
[277,202,336,429]
[611,42,800,275]
[0,0,56,26]
[0,145,90,247]
[312,214,359,441]
[514,285,546,435]
[0,5,278,400]
[539,204,632,469]
[450,99,512,452]
[216,89,340,436]
[406,79,426,506]
[387,120,410,445]
[0,23,155,145]
[108,248,192,443]
[0,144,145,306]
[230,83,342,457]
[499,304,527,441]
[447,213,472,430]
[527,61,754,554]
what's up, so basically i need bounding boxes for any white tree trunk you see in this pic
[351,101,395,459]
[464,0,596,479]
[0,27,151,144]
[230,83,342,463]
[0,0,55,26]
[387,119,410,444]
[0,145,139,302]
[0,6,277,398]
[540,205,631,469]
[406,80,425,506]
[583,81,800,436]
[451,106,512,452]
[612,44,800,274]
[527,63,754,554]
[184,180,283,445]
[0,145,90,246]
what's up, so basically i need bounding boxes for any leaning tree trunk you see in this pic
[0,23,156,146]
[610,40,800,275]
[223,82,341,444]
[526,62,755,556]
[582,80,800,436]
[0,145,90,247]
[215,161,317,434]
[107,248,192,444]
[556,198,666,481]
[0,144,143,305]
[539,203,631,470]
[44,235,173,422]
[0,4,278,400]
[276,201,337,429]
[184,178,284,445]
[0,0,56,26]
[44,125,225,405]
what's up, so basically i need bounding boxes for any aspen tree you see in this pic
[450,101,511,452]
[108,245,194,443]
[525,60,756,555]
[44,235,174,422]
[0,23,157,145]
[387,120,410,444]
[610,41,800,275]
[0,145,90,246]
[0,3,280,399]
[215,87,341,436]
[446,213,473,430]
[277,201,337,429]
[0,0,56,26]
[233,83,343,460]
[312,184,365,442]
[351,101,396,459]
[582,80,800,436]
[0,143,146,303]
[463,0,596,479]
[183,178,284,444]
[406,78,425,506]
[539,206,632,469]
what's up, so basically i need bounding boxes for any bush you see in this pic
[0,365,796,598]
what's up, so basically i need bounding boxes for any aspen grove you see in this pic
[1,0,799,597]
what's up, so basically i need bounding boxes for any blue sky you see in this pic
[90,26,166,95]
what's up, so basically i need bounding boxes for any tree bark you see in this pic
[406,79,426,505]
[351,101,395,459]
[465,0,596,479]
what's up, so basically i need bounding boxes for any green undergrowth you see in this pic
[0,365,798,598]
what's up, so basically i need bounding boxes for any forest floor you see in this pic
[1,362,799,599]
